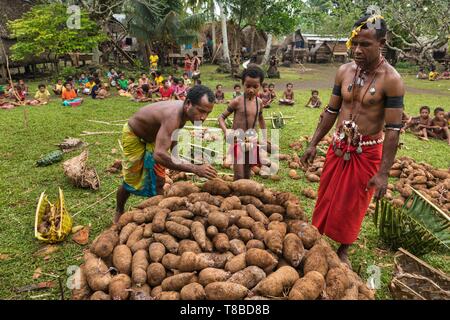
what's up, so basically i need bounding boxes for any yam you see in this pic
[136,195,164,209]
[252,266,299,297]
[205,282,249,300]
[188,192,212,204]
[156,291,180,300]
[168,210,194,219]
[159,197,187,211]
[297,223,321,249]
[165,181,200,197]
[236,216,256,229]
[246,248,277,271]
[161,272,196,291]
[187,201,210,217]
[191,221,207,251]
[180,283,206,300]
[251,222,267,241]
[178,251,200,272]
[161,253,180,270]
[325,266,351,300]
[90,291,111,300]
[206,225,219,238]
[263,230,283,255]
[196,253,228,269]
[288,271,325,300]
[130,284,151,300]
[226,210,248,225]
[126,225,144,249]
[199,268,232,286]
[306,173,320,182]
[152,210,168,233]
[269,213,284,222]
[261,204,285,216]
[226,225,240,240]
[149,242,166,262]
[246,204,270,225]
[133,210,146,224]
[131,250,148,286]
[225,253,247,273]
[84,253,112,292]
[168,216,193,228]
[283,233,305,267]
[109,274,132,300]
[231,179,264,197]
[131,238,153,254]
[239,196,264,209]
[153,233,179,254]
[304,245,328,277]
[227,266,266,289]
[151,286,162,298]
[147,262,166,287]
[178,240,202,255]
[260,189,276,204]
[143,223,153,238]
[165,221,191,239]
[229,239,246,255]
[112,245,132,275]
[220,196,242,211]
[302,188,317,199]
[119,223,137,245]
[238,229,254,243]
[286,203,305,220]
[213,233,231,252]
[208,211,230,230]
[91,228,119,258]
[246,239,265,250]
[268,221,287,238]
[117,211,134,228]
[202,178,231,196]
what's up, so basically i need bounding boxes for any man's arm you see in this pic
[154,123,217,179]
[368,73,405,199]
[218,99,237,134]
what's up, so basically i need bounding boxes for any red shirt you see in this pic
[159,86,174,98]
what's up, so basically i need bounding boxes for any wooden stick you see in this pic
[189,143,223,155]
[87,120,123,126]
[71,190,116,217]
[0,38,24,105]
[80,131,121,136]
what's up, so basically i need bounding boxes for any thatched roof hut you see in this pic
[310,42,333,63]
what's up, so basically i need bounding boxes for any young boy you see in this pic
[279,83,294,105]
[17,79,29,96]
[132,84,153,102]
[154,71,164,87]
[215,84,225,104]
[28,84,51,105]
[62,82,83,106]
[405,106,432,140]
[183,72,192,88]
[116,74,129,91]
[259,83,273,108]
[138,73,150,88]
[232,84,242,99]
[416,67,428,80]
[156,80,174,101]
[268,83,276,101]
[429,107,450,145]
[218,65,267,180]
[174,79,187,100]
[305,89,322,108]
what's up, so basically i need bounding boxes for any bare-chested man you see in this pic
[115,85,218,222]
[301,14,405,267]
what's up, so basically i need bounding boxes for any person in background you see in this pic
[53,79,64,96]
[28,84,51,105]
[184,54,192,78]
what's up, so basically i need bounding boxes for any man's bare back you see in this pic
[128,100,185,143]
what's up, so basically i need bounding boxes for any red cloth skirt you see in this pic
[312,135,383,244]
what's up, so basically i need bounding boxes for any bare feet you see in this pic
[337,244,353,270]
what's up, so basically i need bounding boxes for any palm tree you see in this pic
[126,0,205,67]
[217,0,230,66]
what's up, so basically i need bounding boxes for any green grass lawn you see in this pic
[0,64,448,300]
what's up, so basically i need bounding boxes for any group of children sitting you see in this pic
[213,82,322,109]
[0,79,52,109]
[403,106,450,145]
[416,66,450,81]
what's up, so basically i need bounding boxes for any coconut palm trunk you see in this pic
[261,33,273,65]
[218,0,230,66]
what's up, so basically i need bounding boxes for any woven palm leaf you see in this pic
[373,187,450,256]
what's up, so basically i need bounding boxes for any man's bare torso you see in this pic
[128,100,185,143]
[337,61,402,136]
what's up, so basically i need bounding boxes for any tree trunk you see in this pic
[210,1,216,54]
[92,45,100,65]
[261,33,273,65]
[218,1,230,66]
[250,27,256,54]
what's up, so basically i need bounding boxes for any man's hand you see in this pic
[367,173,388,200]
[194,164,217,180]
[301,145,317,168]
